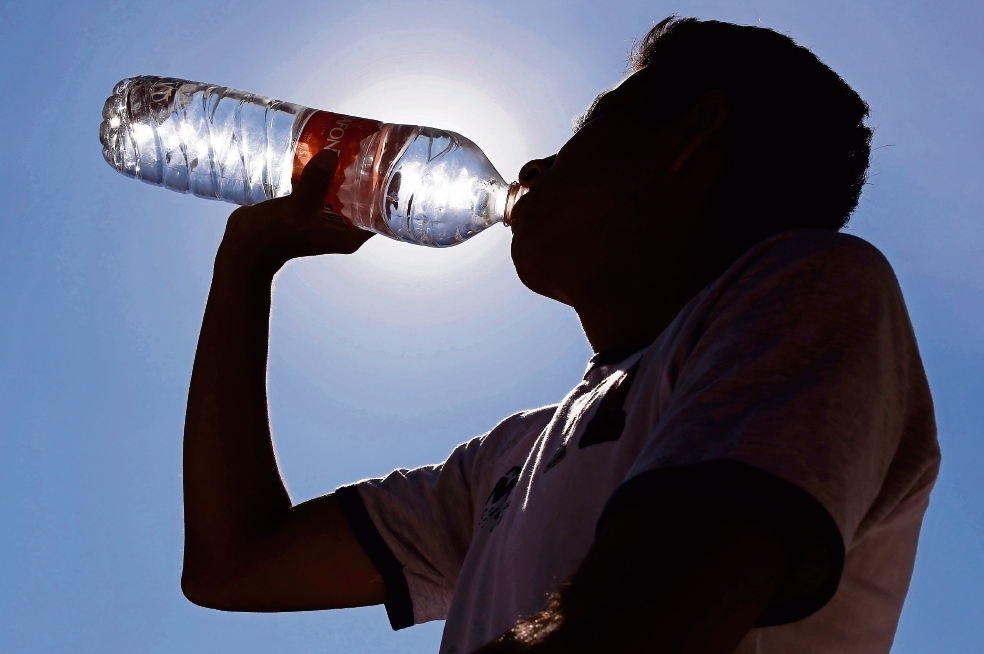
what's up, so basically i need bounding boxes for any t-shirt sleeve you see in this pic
[335,437,482,629]
[607,231,937,624]
[335,410,548,630]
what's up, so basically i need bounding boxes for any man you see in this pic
[180,17,940,654]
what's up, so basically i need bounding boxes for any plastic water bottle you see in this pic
[99,76,525,247]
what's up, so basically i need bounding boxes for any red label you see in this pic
[292,111,382,223]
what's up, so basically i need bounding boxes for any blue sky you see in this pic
[1,0,982,652]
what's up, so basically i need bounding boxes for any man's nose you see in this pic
[518,155,557,187]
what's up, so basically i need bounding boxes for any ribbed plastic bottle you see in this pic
[99,76,525,247]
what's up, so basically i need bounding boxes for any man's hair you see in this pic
[630,17,872,235]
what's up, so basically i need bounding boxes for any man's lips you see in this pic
[503,185,529,228]
[508,191,535,233]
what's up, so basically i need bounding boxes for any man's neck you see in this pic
[575,247,734,354]
[577,296,684,354]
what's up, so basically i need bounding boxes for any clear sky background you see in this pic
[1,0,982,651]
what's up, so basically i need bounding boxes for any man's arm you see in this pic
[181,150,384,612]
[477,464,829,653]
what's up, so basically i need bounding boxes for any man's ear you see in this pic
[670,90,730,174]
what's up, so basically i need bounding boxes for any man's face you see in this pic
[509,68,675,308]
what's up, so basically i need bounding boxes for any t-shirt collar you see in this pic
[584,341,653,379]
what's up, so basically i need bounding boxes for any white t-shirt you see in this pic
[334,229,940,654]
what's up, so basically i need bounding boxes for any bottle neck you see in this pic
[502,182,527,226]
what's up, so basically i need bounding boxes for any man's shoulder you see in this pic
[482,405,557,449]
[453,404,557,463]
[715,228,905,313]
[745,228,897,285]
[446,404,557,488]
[667,227,919,371]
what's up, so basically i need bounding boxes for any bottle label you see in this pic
[292,111,382,222]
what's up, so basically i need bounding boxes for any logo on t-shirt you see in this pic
[478,465,521,532]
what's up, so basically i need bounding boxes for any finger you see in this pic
[291,148,339,211]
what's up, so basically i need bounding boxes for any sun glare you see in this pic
[275,56,536,302]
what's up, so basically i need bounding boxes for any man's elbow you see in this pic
[181,568,248,611]
[182,570,223,609]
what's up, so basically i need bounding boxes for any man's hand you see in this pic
[216,148,373,277]
[181,148,383,612]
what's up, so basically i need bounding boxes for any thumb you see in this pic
[291,148,339,211]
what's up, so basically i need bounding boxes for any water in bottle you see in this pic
[99,76,525,247]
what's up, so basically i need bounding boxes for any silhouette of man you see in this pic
[180,17,939,654]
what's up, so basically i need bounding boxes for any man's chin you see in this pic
[510,239,571,305]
